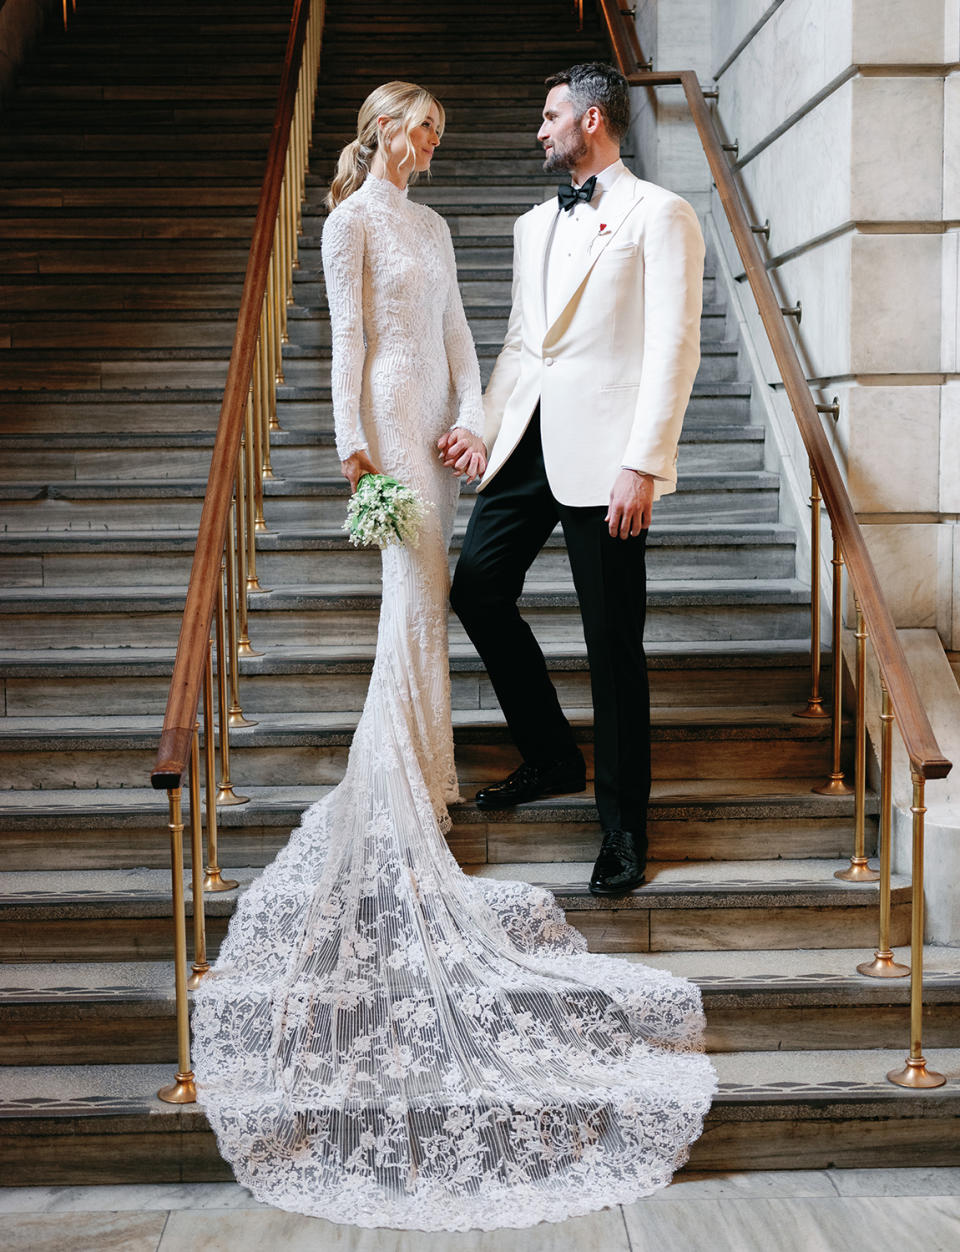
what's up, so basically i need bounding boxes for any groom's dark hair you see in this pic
[545,62,631,141]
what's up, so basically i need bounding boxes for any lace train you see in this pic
[191,673,716,1230]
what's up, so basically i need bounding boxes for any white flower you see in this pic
[343,474,428,550]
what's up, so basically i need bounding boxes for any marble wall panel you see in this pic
[855,523,939,626]
[657,0,714,75]
[845,385,941,513]
[940,379,960,511]
[948,0,960,60]
[850,77,943,221]
[943,229,960,374]
[945,74,960,223]
[851,0,948,61]
[714,0,853,159]
[712,0,780,72]
[734,82,852,260]
[850,233,943,373]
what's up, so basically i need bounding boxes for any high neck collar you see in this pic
[363,174,409,202]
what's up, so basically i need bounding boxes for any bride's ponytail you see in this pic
[326,137,373,209]
[325,81,445,211]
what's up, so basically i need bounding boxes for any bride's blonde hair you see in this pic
[326,80,445,210]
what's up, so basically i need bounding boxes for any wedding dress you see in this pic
[191,174,717,1230]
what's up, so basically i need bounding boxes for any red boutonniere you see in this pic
[599,223,608,233]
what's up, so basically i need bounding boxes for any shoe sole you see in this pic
[474,780,587,811]
[587,876,647,897]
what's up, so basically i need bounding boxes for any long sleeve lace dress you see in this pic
[191,173,716,1231]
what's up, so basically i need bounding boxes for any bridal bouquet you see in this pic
[343,473,428,549]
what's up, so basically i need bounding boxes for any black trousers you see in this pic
[450,410,651,834]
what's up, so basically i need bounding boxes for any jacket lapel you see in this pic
[543,176,644,339]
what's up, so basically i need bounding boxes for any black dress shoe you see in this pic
[589,829,647,896]
[475,757,586,810]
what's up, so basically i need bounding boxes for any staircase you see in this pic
[1,0,958,1186]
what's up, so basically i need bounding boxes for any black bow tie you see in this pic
[557,175,597,212]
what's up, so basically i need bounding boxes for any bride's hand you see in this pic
[437,427,487,484]
[340,449,381,494]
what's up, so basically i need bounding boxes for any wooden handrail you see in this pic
[151,0,312,790]
[595,1,950,781]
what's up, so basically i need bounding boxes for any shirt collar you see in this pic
[573,158,626,205]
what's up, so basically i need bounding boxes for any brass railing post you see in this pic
[836,598,879,881]
[186,725,210,990]
[858,682,909,978]
[887,772,946,1088]
[158,787,197,1104]
[252,353,268,532]
[225,507,256,729]
[215,569,249,807]
[234,466,260,657]
[245,393,267,573]
[814,536,853,794]
[203,636,238,893]
[796,465,828,719]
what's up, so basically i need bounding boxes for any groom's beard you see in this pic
[542,129,588,174]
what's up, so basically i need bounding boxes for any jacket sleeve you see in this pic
[439,218,485,438]
[481,214,525,455]
[620,197,704,481]
[320,206,369,461]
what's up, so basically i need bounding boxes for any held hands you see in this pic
[437,426,487,484]
[340,449,381,494]
[606,468,654,539]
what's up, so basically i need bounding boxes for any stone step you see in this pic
[2,1049,958,1183]
[0,578,810,650]
[0,774,866,871]
[0,523,797,588]
[0,471,780,533]
[0,423,762,482]
[6,944,953,1066]
[0,702,834,790]
[0,382,752,435]
[0,638,820,718]
[0,861,904,963]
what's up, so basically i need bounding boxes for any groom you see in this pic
[445,62,704,895]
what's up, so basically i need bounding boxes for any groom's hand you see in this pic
[606,469,654,539]
[438,427,487,484]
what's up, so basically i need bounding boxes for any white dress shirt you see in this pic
[544,158,626,325]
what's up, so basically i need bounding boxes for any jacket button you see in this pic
[544,356,555,366]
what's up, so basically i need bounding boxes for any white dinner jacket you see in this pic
[479,167,705,506]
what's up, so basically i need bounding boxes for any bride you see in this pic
[191,80,716,1232]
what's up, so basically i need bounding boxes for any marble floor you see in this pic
[0,1170,958,1251]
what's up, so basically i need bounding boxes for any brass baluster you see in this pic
[271,242,285,388]
[226,504,256,729]
[887,772,946,1088]
[235,460,261,657]
[287,146,300,274]
[835,599,879,881]
[157,787,197,1104]
[203,636,237,892]
[258,317,277,477]
[814,537,853,794]
[245,393,267,582]
[215,567,249,807]
[278,201,290,341]
[252,351,268,533]
[796,466,828,719]
[858,682,909,978]
[186,725,210,990]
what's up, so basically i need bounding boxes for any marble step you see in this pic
[0,470,779,533]
[2,1050,958,1183]
[0,703,836,790]
[0,638,820,719]
[0,861,907,963]
[0,776,866,871]
[0,383,752,437]
[0,578,810,650]
[0,523,797,588]
[0,423,762,482]
[6,945,954,1065]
